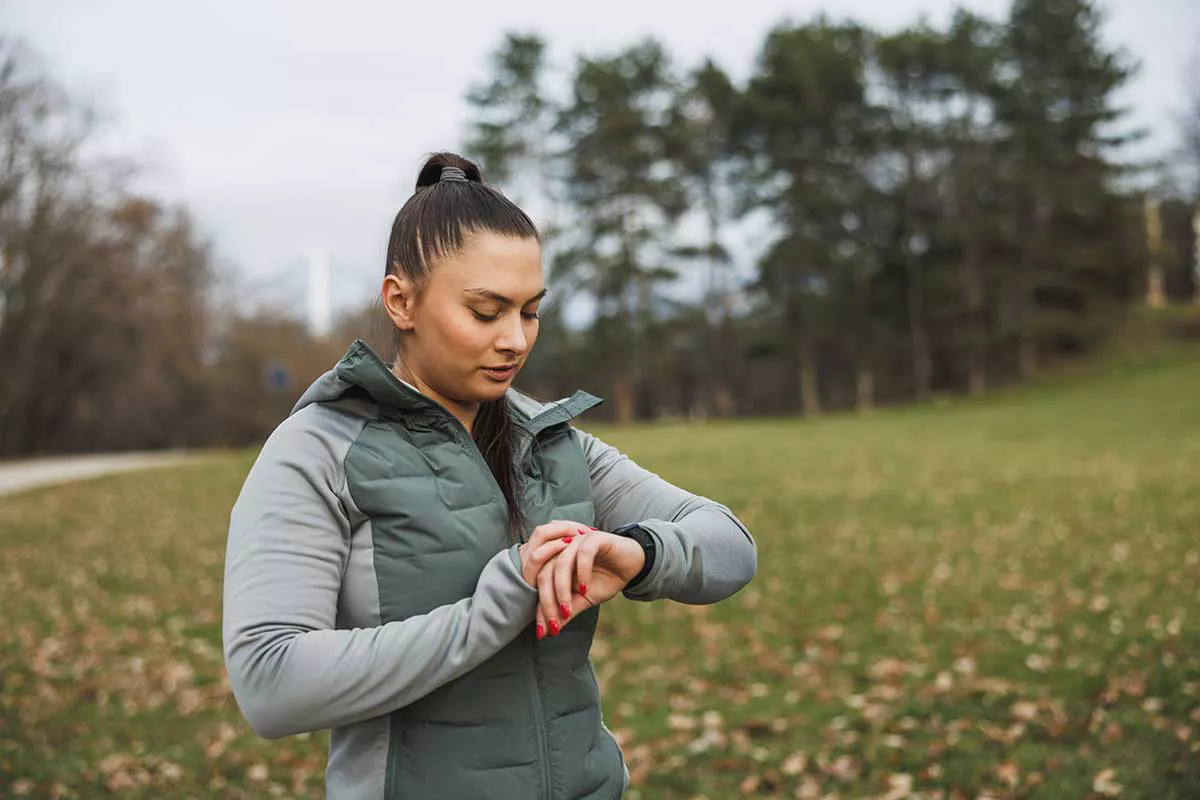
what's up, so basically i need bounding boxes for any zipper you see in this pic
[528,644,554,800]
[357,346,556,796]
[441,418,554,797]
[454,420,554,797]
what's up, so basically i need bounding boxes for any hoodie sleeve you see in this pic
[222,409,537,739]
[578,430,756,605]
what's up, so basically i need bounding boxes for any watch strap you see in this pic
[612,522,656,590]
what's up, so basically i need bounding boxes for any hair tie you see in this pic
[439,166,469,183]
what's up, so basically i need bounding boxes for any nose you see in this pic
[495,312,528,356]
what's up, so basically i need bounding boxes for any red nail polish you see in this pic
[560,603,570,619]
[578,528,588,535]
[536,623,545,640]
[563,536,573,544]
[548,619,560,636]
[588,526,598,531]
[578,582,588,595]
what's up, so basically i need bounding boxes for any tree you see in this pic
[0,38,216,455]
[876,11,1003,398]
[994,0,1141,375]
[555,40,687,421]
[737,20,874,414]
[667,58,740,416]
[464,33,557,207]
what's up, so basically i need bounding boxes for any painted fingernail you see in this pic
[563,536,573,544]
[559,603,570,619]
[536,623,545,640]
[588,526,598,531]
[578,528,588,535]
[578,582,588,595]
[548,619,560,636]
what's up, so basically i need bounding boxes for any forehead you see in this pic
[432,233,543,297]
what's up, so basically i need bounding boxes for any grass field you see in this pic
[2,344,1198,799]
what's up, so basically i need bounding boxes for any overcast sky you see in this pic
[7,0,1198,317]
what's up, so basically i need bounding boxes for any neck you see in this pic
[391,362,479,434]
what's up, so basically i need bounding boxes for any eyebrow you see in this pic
[463,287,548,305]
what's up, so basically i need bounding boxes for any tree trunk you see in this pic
[908,266,933,401]
[958,142,987,396]
[1017,328,1037,379]
[854,258,875,412]
[713,383,736,417]
[613,371,635,424]
[856,366,874,412]
[799,357,821,417]
[904,140,933,402]
[1145,195,1166,309]
[1016,189,1044,381]
[1013,253,1038,380]
[1191,201,1200,306]
[796,312,822,416]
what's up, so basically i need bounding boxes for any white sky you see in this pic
[6,0,1198,317]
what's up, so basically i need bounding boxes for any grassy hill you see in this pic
[2,342,1198,799]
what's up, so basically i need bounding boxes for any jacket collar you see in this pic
[295,339,602,433]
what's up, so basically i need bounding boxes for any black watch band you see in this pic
[612,522,656,590]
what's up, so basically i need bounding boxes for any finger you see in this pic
[526,519,580,550]
[536,556,560,633]
[530,538,571,569]
[535,605,547,641]
[576,535,598,602]
[553,539,578,627]
[523,538,569,586]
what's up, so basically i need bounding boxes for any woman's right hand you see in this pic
[517,520,586,588]
[533,527,646,639]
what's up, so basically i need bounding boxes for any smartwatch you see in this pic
[612,522,657,590]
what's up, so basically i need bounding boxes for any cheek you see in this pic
[436,314,490,357]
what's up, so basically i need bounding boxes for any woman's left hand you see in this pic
[533,528,645,639]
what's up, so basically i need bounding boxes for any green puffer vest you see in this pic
[335,343,626,800]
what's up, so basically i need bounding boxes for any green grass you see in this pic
[2,345,1198,799]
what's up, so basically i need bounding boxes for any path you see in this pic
[0,451,200,497]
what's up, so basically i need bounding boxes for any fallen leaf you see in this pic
[996,760,1020,787]
[1093,768,1122,797]
[781,751,808,776]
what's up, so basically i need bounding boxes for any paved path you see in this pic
[0,451,200,497]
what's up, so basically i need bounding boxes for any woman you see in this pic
[222,152,757,799]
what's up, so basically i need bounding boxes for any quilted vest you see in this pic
[334,342,626,800]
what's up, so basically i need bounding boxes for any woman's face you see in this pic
[385,232,544,416]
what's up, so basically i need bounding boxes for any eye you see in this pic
[471,309,499,322]
[522,310,540,321]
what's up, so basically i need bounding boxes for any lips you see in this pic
[482,364,518,379]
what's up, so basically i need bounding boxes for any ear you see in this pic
[382,273,419,332]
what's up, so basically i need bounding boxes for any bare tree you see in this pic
[0,39,218,455]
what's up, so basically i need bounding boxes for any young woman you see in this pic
[222,152,757,799]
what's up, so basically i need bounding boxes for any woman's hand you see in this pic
[517,520,585,588]
[533,528,646,639]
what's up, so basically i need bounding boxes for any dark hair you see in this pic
[385,152,539,539]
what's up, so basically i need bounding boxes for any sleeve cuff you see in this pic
[621,524,668,600]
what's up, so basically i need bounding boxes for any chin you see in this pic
[475,381,513,402]
[468,376,511,400]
